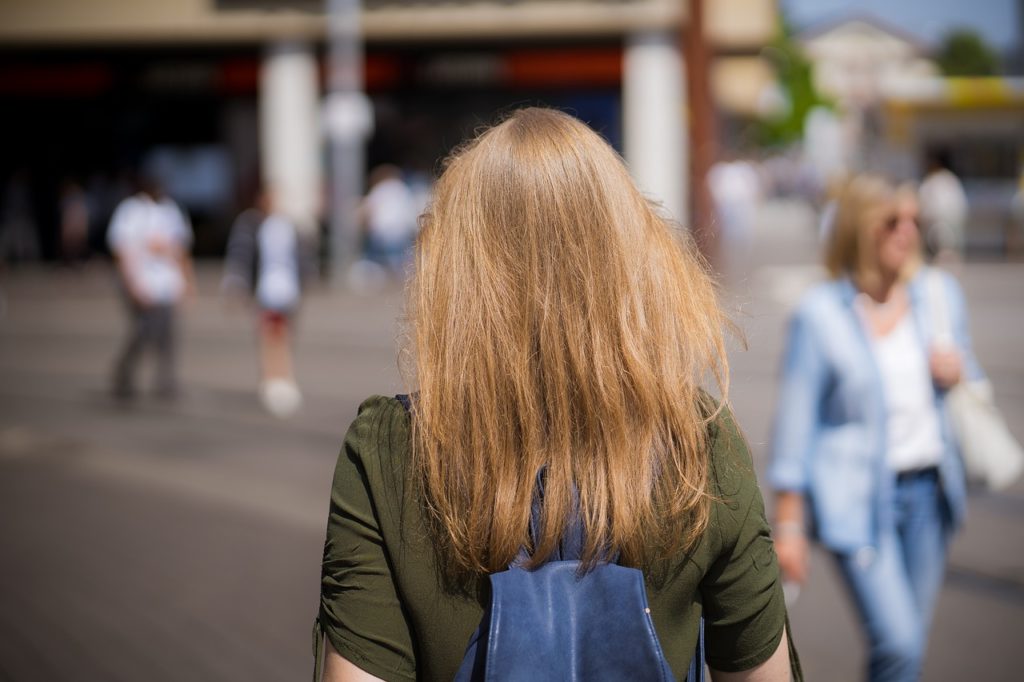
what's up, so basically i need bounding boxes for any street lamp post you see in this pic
[324,0,372,282]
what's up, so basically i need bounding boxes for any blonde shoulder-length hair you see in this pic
[406,108,729,576]
[825,174,921,283]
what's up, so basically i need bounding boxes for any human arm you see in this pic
[318,397,417,682]
[297,233,319,289]
[106,200,150,305]
[175,249,197,301]
[174,206,197,300]
[323,638,386,682]
[768,307,828,585]
[929,349,961,390]
[930,272,983,388]
[772,491,809,585]
[110,251,149,305]
[221,211,257,298]
[710,629,792,682]
[702,409,801,680]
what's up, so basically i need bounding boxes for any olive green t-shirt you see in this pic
[318,396,798,681]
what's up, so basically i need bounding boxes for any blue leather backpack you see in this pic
[452,476,705,682]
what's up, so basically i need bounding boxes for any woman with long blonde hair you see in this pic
[770,175,983,681]
[318,108,797,681]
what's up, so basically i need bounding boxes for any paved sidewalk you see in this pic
[0,215,1021,680]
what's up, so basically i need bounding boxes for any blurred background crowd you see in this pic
[2,0,1023,273]
[0,0,1022,680]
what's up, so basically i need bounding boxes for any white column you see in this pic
[623,31,688,224]
[260,41,321,236]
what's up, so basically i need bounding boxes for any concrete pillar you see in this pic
[260,41,321,236]
[623,31,688,224]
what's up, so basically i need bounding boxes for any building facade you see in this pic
[0,0,776,256]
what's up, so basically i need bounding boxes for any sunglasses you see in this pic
[882,214,919,233]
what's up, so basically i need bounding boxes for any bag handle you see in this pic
[926,269,954,348]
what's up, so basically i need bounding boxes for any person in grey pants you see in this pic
[108,178,194,399]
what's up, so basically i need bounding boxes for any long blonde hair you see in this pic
[406,108,729,576]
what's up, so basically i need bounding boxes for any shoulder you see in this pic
[116,195,142,210]
[261,213,296,235]
[110,196,142,221]
[707,404,755,501]
[334,395,411,490]
[158,197,183,211]
[107,198,142,244]
[932,266,964,296]
[343,394,409,453]
[706,404,774,553]
[158,198,191,226]
[778,281,842,350]
[793,280,845,319]
[230,208,260,234]
[786,278,854,344]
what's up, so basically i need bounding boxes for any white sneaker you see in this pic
[260,379,303,418]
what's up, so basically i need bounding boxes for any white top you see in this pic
[107,194,192,304]
[256,213,300,312]
[363,177,417,246]
[919,169,968,225]
[869,314,945,472]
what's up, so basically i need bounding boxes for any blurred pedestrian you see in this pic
[769,175,983,682]
[317,109,798,681]
[222,189,311,418]
[0,169,41,265]
[358,164,417,276]
[1009,159,1024,257]
[817,175,848,244]
[709,156,761,278]
[919,150,968,265]
[108,174,195,400]
[59,178,91,266]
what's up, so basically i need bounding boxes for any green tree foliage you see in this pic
[755,18,832,148]
[937,29,999,76]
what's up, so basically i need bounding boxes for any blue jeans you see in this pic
[832,469,951,682]
[364,235,411,275]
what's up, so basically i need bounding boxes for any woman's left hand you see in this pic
[930,347,962,389]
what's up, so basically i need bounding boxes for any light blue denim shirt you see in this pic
[768,267,983,552]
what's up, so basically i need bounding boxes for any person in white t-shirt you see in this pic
[107,177,195,399]
[222,189,311,417]
[919,151,968,265]
[359,165,418,276]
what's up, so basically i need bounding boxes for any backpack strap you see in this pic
[512,469,591,568]
[688,616,705,682]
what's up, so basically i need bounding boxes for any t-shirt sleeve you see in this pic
[701,407,791,674]
[173,203,194,250]
[319,396,416,682]
[106,199,135,254]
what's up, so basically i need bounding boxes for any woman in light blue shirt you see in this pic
[769,176,983,682]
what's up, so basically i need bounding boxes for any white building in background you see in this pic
[798,13,941,176]
[800,14,939,110]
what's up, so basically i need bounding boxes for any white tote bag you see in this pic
[928,271,1023,491]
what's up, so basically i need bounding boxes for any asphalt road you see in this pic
[0,204,1021,681]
